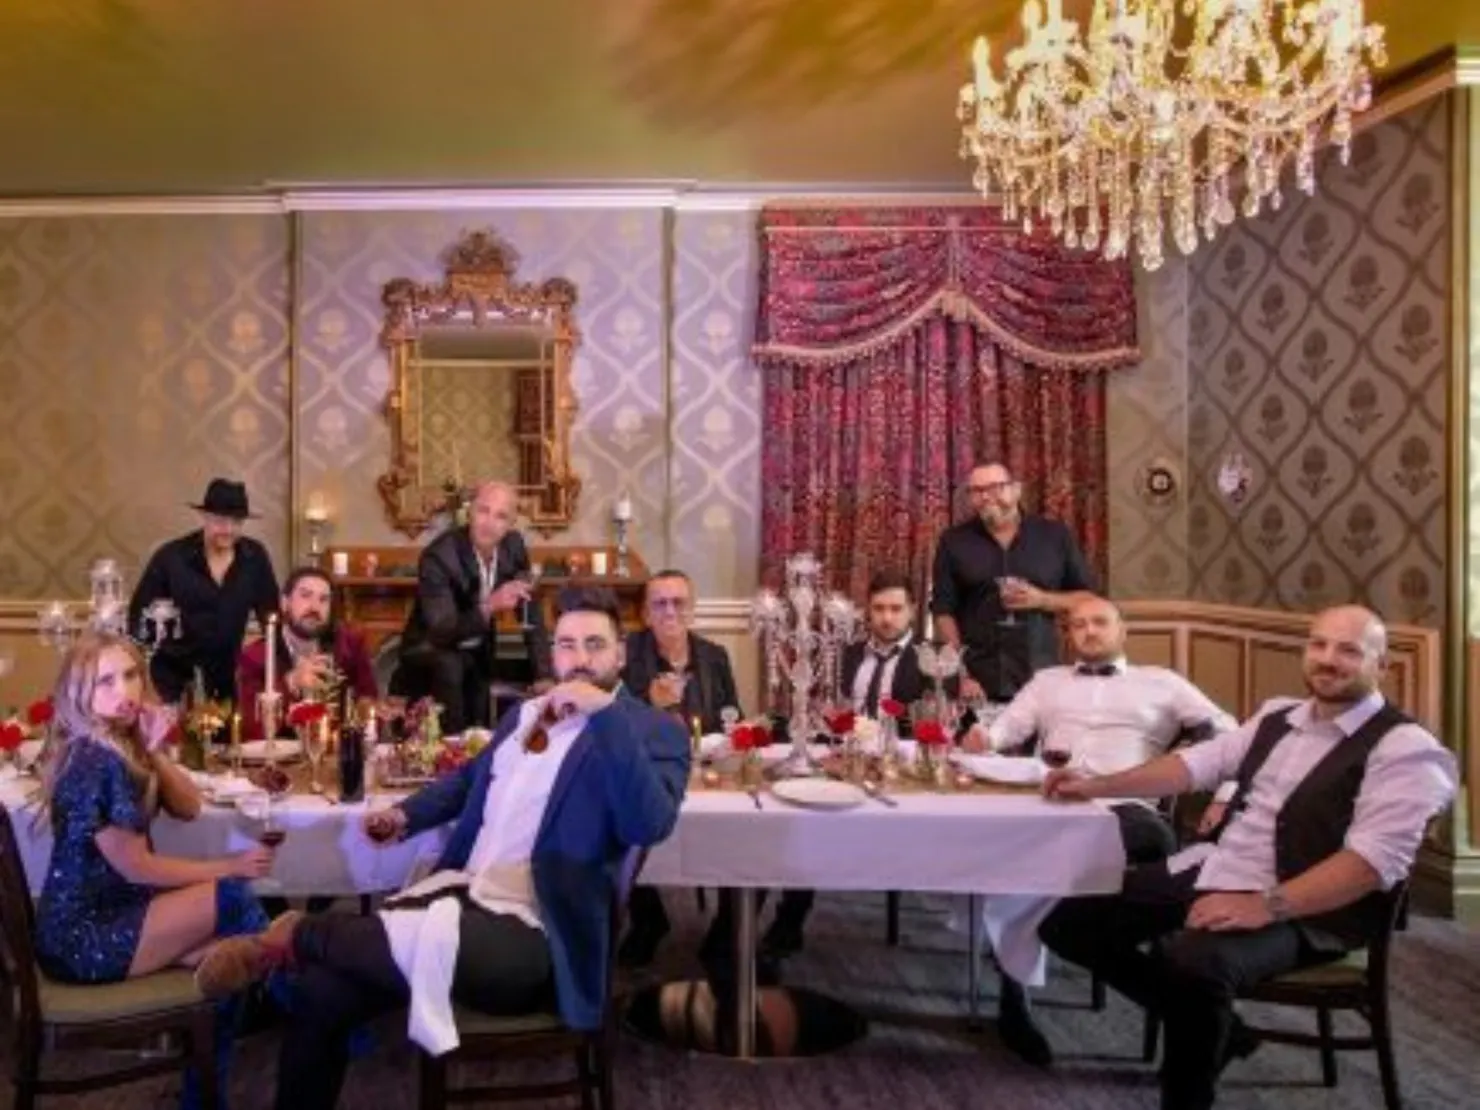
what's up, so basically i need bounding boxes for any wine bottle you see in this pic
[339,700,365,803]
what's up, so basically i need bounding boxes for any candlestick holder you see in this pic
[915,642,963,725]
[749,553,856,779]
[613,518,631,577]
[257,691,282,768]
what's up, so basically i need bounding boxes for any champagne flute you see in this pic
[519,565,545,630]
[303,719,328,794]
[996,556,1018,627]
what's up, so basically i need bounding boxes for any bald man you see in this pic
[1029,606,1456,1110]
[397,482,552,733]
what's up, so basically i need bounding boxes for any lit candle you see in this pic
[614,492,633,522]
[230,711,241,749]
[265,614,278,698]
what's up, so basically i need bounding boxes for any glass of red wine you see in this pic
[1040,744,1073,770]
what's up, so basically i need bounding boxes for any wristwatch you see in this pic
[1263,886,1292,922]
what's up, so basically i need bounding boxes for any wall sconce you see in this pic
[304,495,331,562]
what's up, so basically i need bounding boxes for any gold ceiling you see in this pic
[0,0,1470,195]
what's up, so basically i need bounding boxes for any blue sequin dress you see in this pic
[35,741,158,982]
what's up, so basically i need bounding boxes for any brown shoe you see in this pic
[263,910,303,955]
[194,936,269,999]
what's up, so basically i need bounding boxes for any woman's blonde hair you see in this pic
[35,630,157,822]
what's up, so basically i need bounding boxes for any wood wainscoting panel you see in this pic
[1124,628,1177,669]
[0,604,62,708]
[1248,638,1307,710]
[1187,632,1247,718]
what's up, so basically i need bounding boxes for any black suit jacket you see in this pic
[621,628,740,734]
[398,526,551,678]
[840,638,928,711]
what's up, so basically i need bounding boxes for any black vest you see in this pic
[1213,701,1411,952]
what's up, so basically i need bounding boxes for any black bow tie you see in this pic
[1076,663,1118,677]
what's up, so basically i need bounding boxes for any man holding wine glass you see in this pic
[236,566,378,739]
[961,594,1238,1066]
[930,462,1097,705]
[395,481,553,733]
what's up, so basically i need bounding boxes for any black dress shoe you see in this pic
[761,919,805,959]
[998,980,1054,1067]
[1219,1016,1262,1071]
[617,923,669,968]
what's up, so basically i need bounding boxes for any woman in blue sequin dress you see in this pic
[34,631,295,1107]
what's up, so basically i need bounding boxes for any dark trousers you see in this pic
[399,646,491,735]
[1111,802,1179,865]
[1040,864,1326,1110]
[274,904,552,1110]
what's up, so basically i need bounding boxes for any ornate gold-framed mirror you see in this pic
[377,230,582,537]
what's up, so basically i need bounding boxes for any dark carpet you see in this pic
[7,893,1478,1109]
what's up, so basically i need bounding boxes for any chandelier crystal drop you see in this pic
[958,0,1385,270]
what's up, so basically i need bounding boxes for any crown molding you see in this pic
[0,195,282,218]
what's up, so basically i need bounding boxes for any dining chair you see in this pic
[416,847,648,1110]
[0,804,218,1110]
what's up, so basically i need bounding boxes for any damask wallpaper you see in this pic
[668,210,763,598]
[412,364,520,500]
[294,208,762,599]
[0,215,291,599]
[1105,263,1190,599]
[1184,95,1450,628]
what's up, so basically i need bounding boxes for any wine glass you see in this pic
[996,558,1018,627]
[303,721,328,794]
[519,566,545,630]
[1039,740,1073,771]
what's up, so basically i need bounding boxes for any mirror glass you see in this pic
[406,323,556,497]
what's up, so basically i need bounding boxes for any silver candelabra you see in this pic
[750,553,860,778]
[36,558,181,661]
[915,641,963,723]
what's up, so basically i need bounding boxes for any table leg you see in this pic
[967,893,983,1031]
[736,887,758,1059]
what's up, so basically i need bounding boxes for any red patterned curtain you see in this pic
[754,206,1139,603]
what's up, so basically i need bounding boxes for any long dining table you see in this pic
[2,761,1124,1059]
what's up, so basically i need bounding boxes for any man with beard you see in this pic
[236,567,379,738]
[1030,605,1456,1110]
[261,586,689,1110]
[930,462,1096,704]
[397,481,552,734]
[129,478,282,703]
[961,595,1237,1064]
[757,569,929,959]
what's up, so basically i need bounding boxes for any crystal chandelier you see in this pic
[958,0,1386,270]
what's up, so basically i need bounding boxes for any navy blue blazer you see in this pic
[397,689,690,1030]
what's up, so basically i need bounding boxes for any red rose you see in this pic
[824,709,856,735]
[914,720,947,746]
[878,698,904,719]
[730,724,766,752]
[0,721,24,753]
[27,698,54,727]
[287,702,328,728]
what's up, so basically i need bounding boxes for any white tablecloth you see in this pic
[3,771,1123,984]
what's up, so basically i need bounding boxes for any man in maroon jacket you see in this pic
[236,566,378,736]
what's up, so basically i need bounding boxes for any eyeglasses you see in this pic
[968,481,1016,496]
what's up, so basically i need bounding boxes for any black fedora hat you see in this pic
[189,478,257,520]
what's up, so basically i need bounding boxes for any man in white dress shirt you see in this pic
[964,595,1237,1064]
[966,595,1238,863]
[1034,605,1456,1110]
[267,587,688,1110]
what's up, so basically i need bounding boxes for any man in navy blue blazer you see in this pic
[270,586,690,1110]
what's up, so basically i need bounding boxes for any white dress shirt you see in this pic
[985,658,1239,802]
[463,697,583,929]
[1171,694,1457,892]
[849,632,914,713]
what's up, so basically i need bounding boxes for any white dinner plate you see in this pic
[17,739,44,769]
[237,739,303,763]
[953,753,1044,785]
[201,774,257,805]
[758,743,830,765]
[769,778,867,810]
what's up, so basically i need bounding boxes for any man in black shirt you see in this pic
[396,481,552,733]
[127,478,281,703]
[930,462,1096,703]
